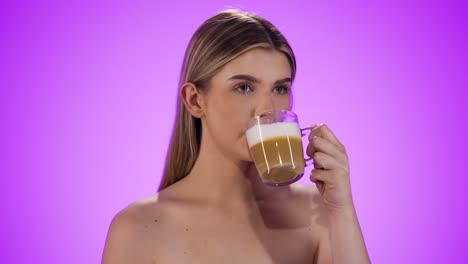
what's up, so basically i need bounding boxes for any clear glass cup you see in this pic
[246,110,313,186]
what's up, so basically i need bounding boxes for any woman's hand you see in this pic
[306,124,354,213]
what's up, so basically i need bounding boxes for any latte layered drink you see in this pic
[246,122,305,185]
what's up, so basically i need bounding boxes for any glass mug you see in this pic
[246,110,313,186]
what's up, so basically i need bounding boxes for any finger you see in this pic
[320,124,346,152]
[307,124,333,153]
[306,142,316,158]
[314,180,325,195]
[313,151,347,172]
[306,125,323,156]
[307,124,322,142]
[310,168,327,183]
[311,136,347,163]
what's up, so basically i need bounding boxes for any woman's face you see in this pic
[201,48,292,162]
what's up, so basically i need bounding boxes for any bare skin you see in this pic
[102,48,369,263]
[102,179,330,263]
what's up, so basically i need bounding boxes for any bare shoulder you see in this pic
[101,194,168,264]
[289,183,330,228]
[286,183,332,262]
[288,183,322,207]
[110,194,167,229]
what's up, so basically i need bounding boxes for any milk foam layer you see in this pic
[246,122,301,146]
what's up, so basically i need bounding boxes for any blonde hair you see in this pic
[158,10,297,191]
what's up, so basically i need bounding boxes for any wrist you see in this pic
[327,202,356,220]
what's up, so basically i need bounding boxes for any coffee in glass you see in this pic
[246,110,312,186]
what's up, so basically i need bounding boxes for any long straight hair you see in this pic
[158,10,297,191]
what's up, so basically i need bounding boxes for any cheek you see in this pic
[210,100,251,141]
[275,95,292,110]
[212,95,252,122]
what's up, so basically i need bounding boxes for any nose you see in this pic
[254,94,276,116]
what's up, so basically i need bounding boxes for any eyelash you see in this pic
[235,83,254,94]
[273,86,290,95]
[234,83,290,95]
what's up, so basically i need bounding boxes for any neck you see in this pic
[183,134,272,208]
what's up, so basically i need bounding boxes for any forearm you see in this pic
[329,206,370,264]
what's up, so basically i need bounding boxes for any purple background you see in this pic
[2,0,467,263]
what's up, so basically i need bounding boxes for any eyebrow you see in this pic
[228,74,291,85]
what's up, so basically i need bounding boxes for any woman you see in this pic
[102,10,370,263]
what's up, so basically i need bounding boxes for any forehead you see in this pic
[213,48,292,83]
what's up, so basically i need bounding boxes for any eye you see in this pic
[235,83,253,94]
[273,86,290,95]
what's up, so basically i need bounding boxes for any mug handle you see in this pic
[301,127,314,168]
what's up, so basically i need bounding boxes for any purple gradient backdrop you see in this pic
[2,0,467,263]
